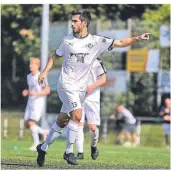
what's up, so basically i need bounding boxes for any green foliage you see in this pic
[2,4,42,107]
[142,4,170,70]
[130,72,157,116]
[47,92,62,113]
[142,4,170,37]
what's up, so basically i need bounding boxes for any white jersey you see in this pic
[27,72,47,105]
[56,33,114,91]
[85,59,106,102]
[118,108,136,124]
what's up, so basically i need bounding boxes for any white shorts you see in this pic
[24,102,44,122]
[57,88,86,114]
[162,123,170,135]
[80,100,100,125]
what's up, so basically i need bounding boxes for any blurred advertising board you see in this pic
[127,49,160,72]
[160,25,170,47]
[158,71,170,93]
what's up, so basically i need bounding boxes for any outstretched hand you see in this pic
[136,33,151,40]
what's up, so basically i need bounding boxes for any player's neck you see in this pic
[74,30,89,39]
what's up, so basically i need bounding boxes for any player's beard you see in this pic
[73,26,82,38]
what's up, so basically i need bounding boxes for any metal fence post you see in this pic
[19,119,24,140]
[3,118,8,138]
[136,119,142,145]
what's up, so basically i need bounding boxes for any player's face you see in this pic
[29,61,39,72]
[117,106,124,113]
[71,15,84,34]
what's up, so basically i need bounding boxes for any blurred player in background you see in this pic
[37,8,150,166]
[22,58,51,151]
[159,98,170,148]
[110,113,125,145]
[75,58,107,160]
[110,105,139,147]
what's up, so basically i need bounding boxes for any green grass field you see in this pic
[1,138,170,169]
[1,111,170,169]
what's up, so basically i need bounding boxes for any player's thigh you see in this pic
[80,110,85,124]
[30,104,43,122]
[24,108,30,122]
[123,126,130,135]
[57,88,84,119]
[24,104,42,123]
[127,124,136,134]
[85,100,100,126]
[70,108,83,123]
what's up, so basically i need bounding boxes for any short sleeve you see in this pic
[96,58,107,76]
[95,35,114,53]
[55,39,65,57]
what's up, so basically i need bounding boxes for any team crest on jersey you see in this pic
[70,53,89,63]
[86,43,94,49]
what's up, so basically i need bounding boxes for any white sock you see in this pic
[90,128,99,147]
[34,124,45,135]
[65,120,78,154]
[76,126,84,153]
[30,125,39,146]
[41,123,62,151]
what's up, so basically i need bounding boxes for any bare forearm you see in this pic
[36,87,51,97]
[42,54,56,73]
[91,75,106,89]
[113,33,150,48]
[113,37,137,47]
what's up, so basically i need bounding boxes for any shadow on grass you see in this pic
[1,162,36,167]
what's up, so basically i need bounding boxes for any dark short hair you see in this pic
[72,9,91,27]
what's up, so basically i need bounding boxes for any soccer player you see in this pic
[36,9,150,166]
[22,57,51,151]
[159,98,170,148]
[75,58,107,160]
[111,105,139,147]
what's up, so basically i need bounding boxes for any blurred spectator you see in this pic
[110,113,125,145]
[159,98,170,148]
[111,105,139,147]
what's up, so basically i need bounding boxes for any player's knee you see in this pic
[88,124,97,132]
[57,112,70,128]
[72,114,82,123]
[26,120,35,128]
[71,109,82,123]
[56,119,69,128]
